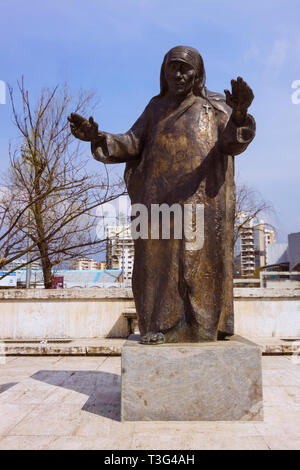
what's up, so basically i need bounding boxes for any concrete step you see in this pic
[0,337,298,356]
[0,338,126,356]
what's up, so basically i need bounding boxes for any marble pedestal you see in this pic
[121,335,263,421]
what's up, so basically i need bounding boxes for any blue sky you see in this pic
[0,0,299,241]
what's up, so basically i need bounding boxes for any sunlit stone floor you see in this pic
[0,355,299,450]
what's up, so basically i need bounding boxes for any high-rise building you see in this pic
[234,213,275,277]
[264,228,275,265]
[106,225,134,281]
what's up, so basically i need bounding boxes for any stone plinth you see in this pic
[121,336,263,421]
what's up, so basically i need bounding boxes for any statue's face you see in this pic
[165,60,196,97]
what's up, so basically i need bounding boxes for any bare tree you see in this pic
[0,78,126,288]
[234,182,276,244]
[0,184,44,271]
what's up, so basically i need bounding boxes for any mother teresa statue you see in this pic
[68,46,256,344]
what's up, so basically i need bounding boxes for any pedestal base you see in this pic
[121,335,263,421]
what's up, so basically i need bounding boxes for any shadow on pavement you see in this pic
[0,382,19,394]
[31,370,121,422]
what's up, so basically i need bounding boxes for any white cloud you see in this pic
[266,39,290,73]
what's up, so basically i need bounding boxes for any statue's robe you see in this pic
[92,92,256,341]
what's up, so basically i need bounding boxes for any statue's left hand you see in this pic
[224,77,254,126]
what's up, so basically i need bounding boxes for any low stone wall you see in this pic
[234,288,300,338]
[0,289,135,339]
[0,287,299,340]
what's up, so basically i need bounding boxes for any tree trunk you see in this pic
[41,258,52,289]
[39,242,53,289]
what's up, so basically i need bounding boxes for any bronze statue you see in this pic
[68,46,255,344]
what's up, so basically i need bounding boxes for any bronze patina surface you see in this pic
[68,46,256,344]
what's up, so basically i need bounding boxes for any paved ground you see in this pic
[0,355,299,450]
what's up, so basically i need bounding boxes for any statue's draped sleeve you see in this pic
[91,103,150,164]
[218,112,256,156]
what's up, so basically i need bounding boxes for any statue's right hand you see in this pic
[68,113,99,142]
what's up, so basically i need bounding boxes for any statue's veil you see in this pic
[158,46,228,115]
[159,46,206,98]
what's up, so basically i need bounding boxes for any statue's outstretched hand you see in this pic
[68,113,99,141]
[224,77,254,126]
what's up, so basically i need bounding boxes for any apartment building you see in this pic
[70,257,101,270]
[106,225,134,281]
[234,213,275,277]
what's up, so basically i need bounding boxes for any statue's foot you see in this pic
[217,331,233,340]
[140,331,165,345]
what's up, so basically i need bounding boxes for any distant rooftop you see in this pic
[267,243,289,266]
[266,231,300,271]
[17,269,122,286]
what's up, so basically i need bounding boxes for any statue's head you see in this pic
[159,46,206,98]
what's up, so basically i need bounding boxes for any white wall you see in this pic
[0,289,134,339]
[234,288,300,338]
[0,288,299,340]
